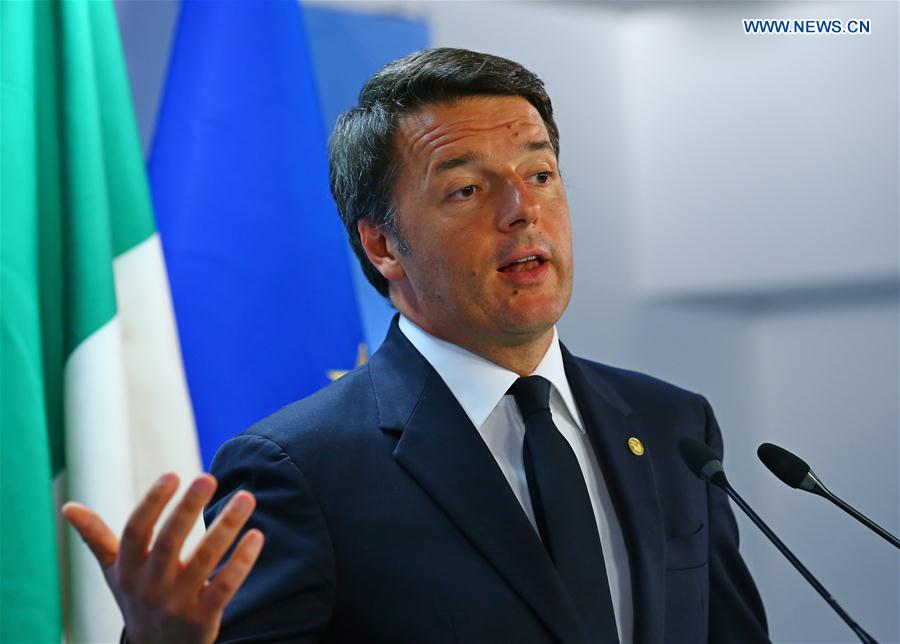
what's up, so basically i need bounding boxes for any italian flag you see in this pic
[1,2,202,641]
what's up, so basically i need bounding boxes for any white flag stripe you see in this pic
[113,233,202,494]
[63,233,203,642]
[65,315,138,642]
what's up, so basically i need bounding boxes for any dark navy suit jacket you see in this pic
[206,319,768,643]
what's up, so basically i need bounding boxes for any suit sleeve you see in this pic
[205,433,336,643]
[701,397,770,643]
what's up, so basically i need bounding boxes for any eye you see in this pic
[450,185,477,200]
[532,171,553,185]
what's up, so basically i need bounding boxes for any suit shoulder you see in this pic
[239,364,377,450]
[573,355,707,409]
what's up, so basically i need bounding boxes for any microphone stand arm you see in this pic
[805,474,900,550]
[715,474,878,644]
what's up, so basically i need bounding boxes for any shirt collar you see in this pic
[398,315,584,432]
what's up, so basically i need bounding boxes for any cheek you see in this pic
[414,227,497,300]
[417,254,461,301]
[553,216,574,263]
[439,259,494,309]
[440,237,493,284]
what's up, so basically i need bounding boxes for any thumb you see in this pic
[62,502,119,569]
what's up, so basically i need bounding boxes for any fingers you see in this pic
[146,475,217,580]
[118,473,180,570]
[180,491,257,589]
[199,529,265,614]
[62,502,119,569]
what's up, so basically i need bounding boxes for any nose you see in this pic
[496,173,539,232]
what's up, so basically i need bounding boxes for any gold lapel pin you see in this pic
[627,437,645,456]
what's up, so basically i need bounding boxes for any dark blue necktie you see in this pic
[509,376,620,643]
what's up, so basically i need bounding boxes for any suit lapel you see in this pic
[562,348,666,644]
[370,321,588,644]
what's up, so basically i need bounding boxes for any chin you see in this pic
[504,289,569,326]
[495,304,565,339]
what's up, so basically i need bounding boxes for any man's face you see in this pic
[370,95,573,353]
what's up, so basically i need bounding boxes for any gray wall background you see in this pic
[116,1,899,641]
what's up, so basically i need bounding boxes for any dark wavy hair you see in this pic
[328,48,560,298]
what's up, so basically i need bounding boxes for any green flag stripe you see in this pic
[33,0,67,479]
[1,1,162,640]
[33,0,159,473]
[54,0,156,358]
[59,0,157,258]
[0,1,65,641]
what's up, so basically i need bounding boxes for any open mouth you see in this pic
[498,255,546,273]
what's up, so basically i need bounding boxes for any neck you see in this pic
[401,313,555,376]
[464,331,555,376]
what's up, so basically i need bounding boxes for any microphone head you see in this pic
[757,443,811,489]
[678,438,725,484]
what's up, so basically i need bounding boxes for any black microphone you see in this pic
[678,438,877,644]
[757,442,900,550]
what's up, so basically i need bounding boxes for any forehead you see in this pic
[394,95,549,175]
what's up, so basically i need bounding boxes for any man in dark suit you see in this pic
[64,48,767,643]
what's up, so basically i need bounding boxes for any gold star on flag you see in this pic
[326,343,369,381]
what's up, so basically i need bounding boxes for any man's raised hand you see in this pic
[62,473,263,644]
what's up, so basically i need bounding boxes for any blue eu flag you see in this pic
[149,0,365,466]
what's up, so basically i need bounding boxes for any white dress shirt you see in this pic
[398,316,633,643]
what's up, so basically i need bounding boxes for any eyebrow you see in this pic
[434,152,479,175]
[524,140,553,154]
[432,140,554,176]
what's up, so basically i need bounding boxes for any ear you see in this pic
[358,219,406,283]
